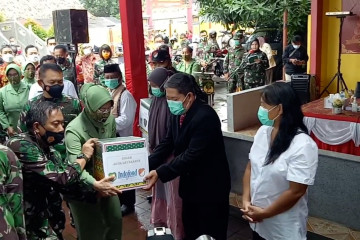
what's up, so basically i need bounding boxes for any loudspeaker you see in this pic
[291,74,311,105]
[52,9,89,44]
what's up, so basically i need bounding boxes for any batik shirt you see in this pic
[6,134,83,239]
[0,145,26,240]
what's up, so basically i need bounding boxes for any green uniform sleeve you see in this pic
[0,90,10,130]
[65,131,96,185]
[17,101,31,133]
[93,62,100,83]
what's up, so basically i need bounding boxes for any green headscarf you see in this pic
[81,83,113,128]
[22,62,36,86]
[5,64,22,89]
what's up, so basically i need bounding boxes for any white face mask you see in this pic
[28,54,39,63]
[47,46,55,53]
[154,43,162,49]
[83,48,92,56]
[2,54,14,63]
[292,44,300,49]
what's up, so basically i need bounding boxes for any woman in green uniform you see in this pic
[0,64,29,137]
[21,62,36,86]
[176,46,201,80]
[65,83,122,240]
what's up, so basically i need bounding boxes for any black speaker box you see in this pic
[52,9,89,44]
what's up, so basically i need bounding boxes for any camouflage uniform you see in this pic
[93,59,117,84]
[196,41,208,63]
[224,31,245,93]
[224,46,245,93]
[6,133,89,240]
[17,94,82,239]
[60,60,76,86]
[204,39,220,60]
[240,50,269,90]
[0,145,26,240]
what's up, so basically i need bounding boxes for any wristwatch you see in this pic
[77,153,90,162]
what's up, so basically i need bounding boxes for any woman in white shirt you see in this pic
[242,82,318,240]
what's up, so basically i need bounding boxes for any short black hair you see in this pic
[292,35,302,43]
[25,45,38,55]
[40,55,56,66]
[39,63,63,79]
[154,34,164,41]
[1,45,13,54]
[99,44,112,59]
[158,44,170,53]
[54,44,68,53]
[46,37,55,45]
[26,101,61,132]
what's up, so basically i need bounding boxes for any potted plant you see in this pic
[332,98,343,114]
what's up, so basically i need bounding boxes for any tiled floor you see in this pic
[62,190,360,240]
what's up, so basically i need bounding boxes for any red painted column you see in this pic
[310,0,323,95]
[119,0,148,137]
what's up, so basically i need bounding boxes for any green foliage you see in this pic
[79,0,120,18]
[198,0,310,38]
[47,25,54,37]
[0,12,6,22]
[24,19,48,40]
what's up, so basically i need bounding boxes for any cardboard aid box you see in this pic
[93,137,149,191]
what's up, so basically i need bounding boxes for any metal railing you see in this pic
[0,20,47,56]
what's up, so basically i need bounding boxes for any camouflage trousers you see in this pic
[227,72,244,93]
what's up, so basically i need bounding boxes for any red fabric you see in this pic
[302,98,360,123]
[310,132,360,156]
[119,0,148,137]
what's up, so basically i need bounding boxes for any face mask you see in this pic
[234,40,241,47]
[42,83,64,99]
[151,87,165,97]
[104,78,119,89]
[182,54,191,61]
[84,48,92,56]
[292,44,300,49]
[154,43,162,49]
[3,54,14,63]
[167,94,189,115]
[102,52,111,60]
[8,76,21,86]
[257,105,278,126]
[48,46,55,53]
[56,57,66,65]
[28,54,39,63]
[24,70,35,79]
[94,109,111,123]
[40,127,64,146]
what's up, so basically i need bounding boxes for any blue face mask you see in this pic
[167,94,189,115]
[257,105,278,126]
[151,87,165,97]
[234,40,241,46]
[104,78,120,89]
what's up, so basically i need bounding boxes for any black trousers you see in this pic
[119,189,136,207]
[182,200,229,240]
[253,231,266,240]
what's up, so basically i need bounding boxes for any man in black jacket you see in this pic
[282,35,309,81]
[144,73,231,240]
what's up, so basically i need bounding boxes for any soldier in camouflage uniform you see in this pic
[223,31,245,93]
[195,30,209,63]
[199,30,220,72]
[94,44,117,84]
[240,39,269,90]
[7,101,100,240]
[54,45,76,87]
[0,145,26,240]
[17,64,82,238]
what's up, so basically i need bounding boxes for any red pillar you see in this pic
[310,0,323,96]
[119,0,148,137]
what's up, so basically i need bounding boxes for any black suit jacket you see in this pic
[149,99,231,203]
[282,44,309,74]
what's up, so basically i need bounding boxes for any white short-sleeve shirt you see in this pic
[249,125,318,240]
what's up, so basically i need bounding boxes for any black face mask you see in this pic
[42,83,64,99]
[56,57,66,65]
[40,129,64,146]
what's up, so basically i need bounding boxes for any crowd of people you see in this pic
[0,27,316,240]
